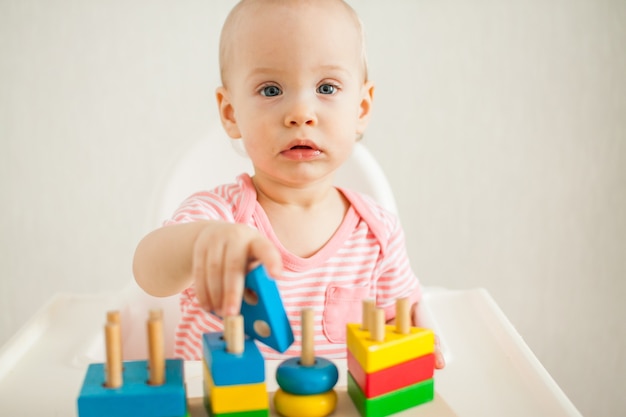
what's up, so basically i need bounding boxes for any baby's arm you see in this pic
[412,301,446,369]
[133,221,282,316]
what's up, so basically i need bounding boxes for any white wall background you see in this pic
[1,0,624,416]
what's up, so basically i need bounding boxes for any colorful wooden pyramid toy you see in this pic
[274,308,339,417]
[347,298,436,417]
[203,314,269,416]
[77,310,187,417]
[203,265,298,416]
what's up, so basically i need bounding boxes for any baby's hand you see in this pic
[412,302,446,369]
[433,335,446,369]
[192,221,282,317]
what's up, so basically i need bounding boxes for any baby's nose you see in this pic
[284,97,317,127]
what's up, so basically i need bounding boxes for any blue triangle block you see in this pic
[240,265,294,352]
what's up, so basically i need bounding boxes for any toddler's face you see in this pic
[218,0,373,187]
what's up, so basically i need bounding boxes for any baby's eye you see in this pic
[260,85,282,97]
[317,83,337,95]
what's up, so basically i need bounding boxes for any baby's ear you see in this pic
[356,81,375,135]
[216,86,242,139]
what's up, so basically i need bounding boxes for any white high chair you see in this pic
[120,127,400,359]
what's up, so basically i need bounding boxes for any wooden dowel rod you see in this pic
[300,308,315,366]
[370,308,385,342]
[104,310,122,380]
[105,321,122,388]
[395,297,411,335]
[361,299,375,331]
[148,316,165,385]
[225,315,244,354]
[222,316,231,344]
[107,310,120,324]
[149,309,163,321]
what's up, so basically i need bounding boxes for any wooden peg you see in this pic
[149,309,163,321]
[369,308,386,342]
[107,310,120,324]
[225,315,244,354]
[104,321,122,388]
[223,315,235,346]
[300,308,315,366]
[148,311,165,385]
[395,297,411,335]
[104,310,122,377]
[361,299,375,331]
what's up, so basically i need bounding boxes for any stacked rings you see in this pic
[274,357,339,417]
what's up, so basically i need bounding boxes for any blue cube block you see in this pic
[202,332,265,386]
[77,359,186,417]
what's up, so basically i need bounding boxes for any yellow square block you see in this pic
[346,323,435,373]
[203,361,269,413]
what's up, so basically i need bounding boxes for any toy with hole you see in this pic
[346,298,436,417]
[274,308,338,417]
[240,264,294,352]
[77,310,188,417]
[203,314,269,416]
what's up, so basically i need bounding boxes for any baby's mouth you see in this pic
[281,143,322,160]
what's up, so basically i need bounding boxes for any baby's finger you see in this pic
[192,238,212,312]
[248,236,283,278]
[434,335,446,369]
[205,237,226,315]
[221,241,248,317]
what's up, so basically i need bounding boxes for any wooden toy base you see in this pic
[77,359,187,417]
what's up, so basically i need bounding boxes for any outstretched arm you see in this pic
[133,220,282,316]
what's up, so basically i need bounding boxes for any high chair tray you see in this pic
[0,289,582,416]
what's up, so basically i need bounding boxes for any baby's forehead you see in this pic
[224,0,361,41]
[230,0,357,20]
[219,0,366,82]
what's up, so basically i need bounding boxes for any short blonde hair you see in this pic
[218,0,368,86]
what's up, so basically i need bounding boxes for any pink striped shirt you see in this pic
[167,174,421,360]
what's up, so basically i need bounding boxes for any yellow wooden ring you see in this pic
[274,388,337,417]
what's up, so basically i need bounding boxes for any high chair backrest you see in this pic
[121,128,399,359]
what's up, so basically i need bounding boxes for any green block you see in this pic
[347,372,434,417]
[209,409,268,417]
[204,396,268,417]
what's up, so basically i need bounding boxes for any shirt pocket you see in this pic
[322,284,371,343]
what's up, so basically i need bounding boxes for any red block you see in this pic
[347,350,435,398]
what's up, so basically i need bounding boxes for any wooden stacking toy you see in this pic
[76,310,187,417]
[346,298,436,417]
[240,264,294,353]
[274,308,339,417]
[203,314,269,416]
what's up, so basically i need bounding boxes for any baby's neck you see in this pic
[252,176,349,258]
[251,175,335,208]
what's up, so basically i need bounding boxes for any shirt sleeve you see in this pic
[163,189,237,226]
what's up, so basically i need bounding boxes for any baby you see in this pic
[133,0,444,368]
